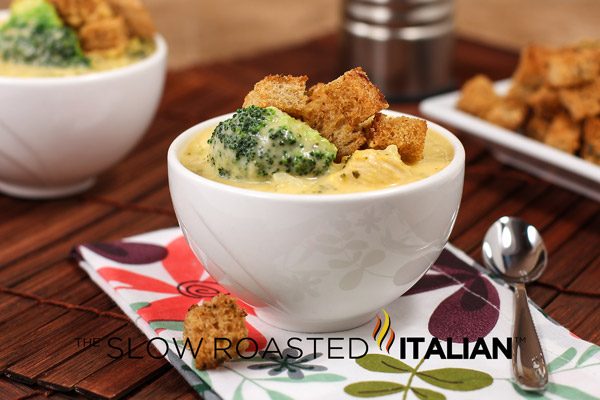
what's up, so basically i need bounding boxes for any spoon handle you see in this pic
[513,282,548,391]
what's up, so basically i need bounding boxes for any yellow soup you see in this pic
[180,126,454,195]
[0,39,155,78]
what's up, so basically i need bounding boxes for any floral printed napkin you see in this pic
[75,228,600,400]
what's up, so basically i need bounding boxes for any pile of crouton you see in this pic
[49,0,155,53]
[243,67,428,163]
[458,41,600,165]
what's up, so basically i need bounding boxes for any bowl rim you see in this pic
[0,9,167,85]
[167,110,465,203]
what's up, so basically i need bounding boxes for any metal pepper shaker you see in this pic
[342,0,455,100]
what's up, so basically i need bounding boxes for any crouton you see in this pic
[307,82,325,97]
[546,48,600,88]
[302,67,388,159]
[183,294,248,370]
[457,74,499,117]
[366,113,427,164]
[512,45,552,86]
[512,45,553,87]
[558,78,600,121]
[484,97,528,130]
[508,45,552,101]
[318,67,389,127]
[527,85,562,117]
[105,0,155,38]
[333,127,368,158]
[544,113,581,154]
[79,16,128,52]
[525,114,550,142]
[49,0,114,27]
[507,82,533,103]
[243,74,308,118]
[582,117,600,165]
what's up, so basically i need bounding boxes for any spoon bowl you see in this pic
[482,216,548,283]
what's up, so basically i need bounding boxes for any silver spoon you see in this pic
[482,216,548,391]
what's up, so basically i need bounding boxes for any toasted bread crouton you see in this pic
[507,82,533,103]
[183,294,248,370]
[105,0,155,38]
[558,79,600,121]
[484,97,528,130]
[366,113,427,164]
[49,0,114,28]
[582,117,600,164]
[546,48,600,88]
[314,67,389,127]
[526,114,550,142]
[512,45,552,87]
[527,85,562,117]
[79,16,128,52]
[243,74,308,118]
[333,127,368,158]
[307,82,325,97]
[544,112,581,154]
[457,74,499,117]
[508,45,552,101]
[303,67,388,159]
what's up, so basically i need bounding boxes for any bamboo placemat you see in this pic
[0,36,598,399]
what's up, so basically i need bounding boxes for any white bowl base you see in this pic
[255,308,375,333]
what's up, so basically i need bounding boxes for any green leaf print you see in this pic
[577,345,600,367]
[193,368,212,386]
[192,381,214,396]
[233,382,244,400]
[411,387,446,400]
[130,301,150,312]
[416,368,493,391]
[356,354,413,373]
[148,320,184,331]
[344,381,405,398]
[547,382,600,400]
[263,373,346,383]
[548,347,577,372]
[266,389,295,400]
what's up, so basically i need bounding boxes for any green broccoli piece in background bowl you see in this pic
[0,0,89,67]
[0,25,89,67]
[210,106,338,180]
[5,0,63,29]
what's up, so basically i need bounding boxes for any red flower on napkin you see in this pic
[404,250,500,342]
[90,236,267,351]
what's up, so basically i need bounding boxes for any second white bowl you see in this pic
[0,18,167,199]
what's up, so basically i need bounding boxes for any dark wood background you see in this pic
[0,36,598,400]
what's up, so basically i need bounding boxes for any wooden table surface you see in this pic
[0,36,599,400]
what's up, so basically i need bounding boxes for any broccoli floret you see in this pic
[0,0,89,67]
[210,106,338,180]
[0,24,89,67]
[5,0,63,29]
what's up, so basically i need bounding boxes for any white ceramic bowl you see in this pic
[0,10,167,199]
[168,110,465,332]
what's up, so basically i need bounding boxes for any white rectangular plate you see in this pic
[420,79,600,202]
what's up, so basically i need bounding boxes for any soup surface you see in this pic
[0,38,155,77]
[180,125,454,195]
